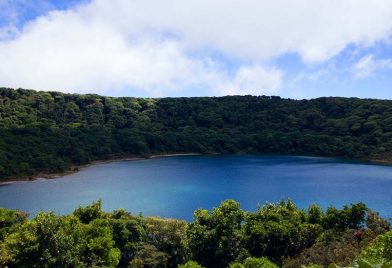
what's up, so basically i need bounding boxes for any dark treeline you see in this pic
[1,87,392,180]
[0,200,391,267]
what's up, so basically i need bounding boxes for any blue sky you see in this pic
[0,0,392,99]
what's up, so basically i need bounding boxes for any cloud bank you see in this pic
[0,0,392,96]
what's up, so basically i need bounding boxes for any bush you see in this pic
[178,260,205,268]
[230,257,279,268]
[358,231,392,265]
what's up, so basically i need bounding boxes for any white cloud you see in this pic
[217,66,283,96]
[0,10,216,95]
[0,0,392,96]
[82,0,392,62]
[353,55,375,78]
[353,54,392,78]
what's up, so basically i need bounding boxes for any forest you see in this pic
[0,199,390,267]
[1,87,392,180]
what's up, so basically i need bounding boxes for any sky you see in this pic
[0,0,392,99]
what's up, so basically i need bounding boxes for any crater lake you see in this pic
[0,155,391,220]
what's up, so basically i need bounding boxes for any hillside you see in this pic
[1,87,392,180]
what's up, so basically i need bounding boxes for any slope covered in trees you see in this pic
[0,200,390,267]
[1,87,392,180]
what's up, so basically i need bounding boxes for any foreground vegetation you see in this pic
[0,199,390,267]
[2,88,392,180]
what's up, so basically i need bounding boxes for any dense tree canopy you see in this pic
[0,200,390,267]
[1,87,392,180]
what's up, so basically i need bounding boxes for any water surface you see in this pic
[0,155,391,220]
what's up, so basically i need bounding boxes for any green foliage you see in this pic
[129,242,168,267]
[283,229,365,268]
[231,257,279,268]
[178,260,205,268]
[283,218,389,268]
[230,264,246,268]
[1,212,80,267]
[327,259,392,268]
[244,200,322,264]
[2,88,392,180]
[366,210,391,236]
[77,219,121,267]
[0,208,28,240]
[308,204,324,225]
[358,231,392,266]
[322,203,367,230]
[243,257,279,268]
[0,199,389,268]
[145,217,189,267]
[188,200,244,267]
[301,264,323,268]
[107,211,146,266]
[74,198,104,224]
[0,211,121,267]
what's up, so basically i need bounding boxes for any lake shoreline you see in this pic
[0,152,201,185]
[1,154,391,221]
[366,157,392,166]
[1,152,390,186]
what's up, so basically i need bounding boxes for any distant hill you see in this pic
[1,87,391,180]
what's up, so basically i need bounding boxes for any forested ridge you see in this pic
[0,199,391,267]
[1,87,392,180]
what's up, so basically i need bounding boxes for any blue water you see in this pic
[0,155,391,220]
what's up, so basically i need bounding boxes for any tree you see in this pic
[73,199,104,224]
[0,208,28,240]
[358,231,392,266]
[322,203,367,230]
[76,219,121,267]
[129,242,168,268]
[230,257,278,268]
[188,200,244,267]
[308,204,324,225]
[0,212,82,267]
[178,260,205,268]
[144,217,189,267]
[244,200,321,264]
